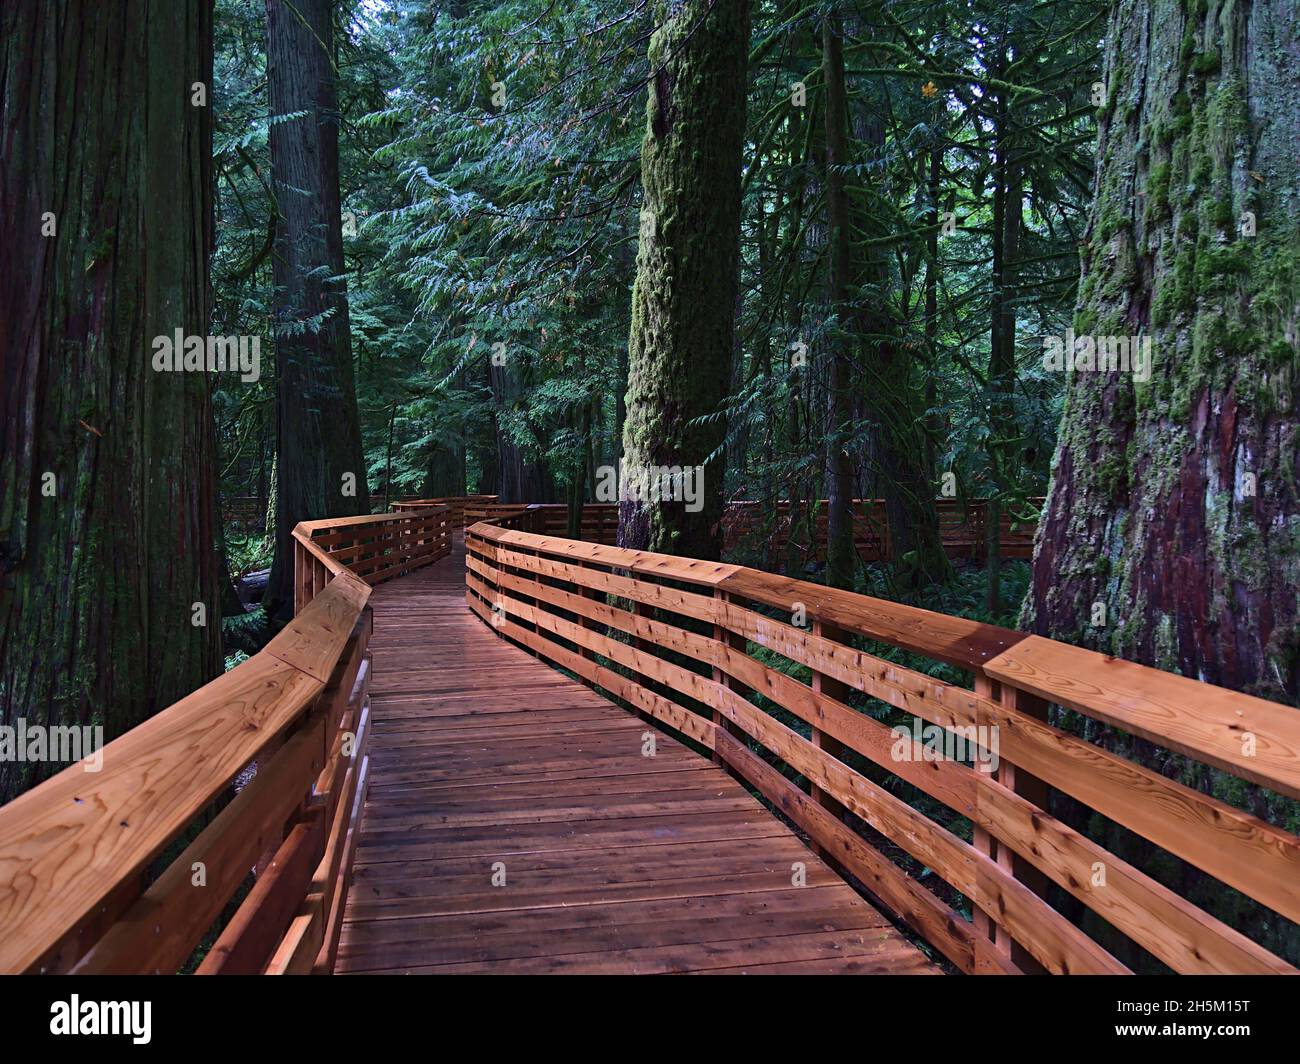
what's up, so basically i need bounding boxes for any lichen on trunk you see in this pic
[618,0,751,559]
[1025,0,1300,967]
[1026,0,1300,704]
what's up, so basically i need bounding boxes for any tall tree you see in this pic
[983,37,1023,615]
[619,0,751,559]
[823,7,951,591]
[1025,0,1300,704]
[264,0,369,618]
[0,1,220,801]
[821,13,858,589]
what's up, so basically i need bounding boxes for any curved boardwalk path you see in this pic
[337,537,939,975]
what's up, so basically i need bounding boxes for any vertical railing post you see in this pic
[627,593,654,727]
[972,676,998,957]
[808,619,849,869]
[969,671,1051,972]
[994,678,1051,972]
[710,590,746,771]
[576,558,599,687]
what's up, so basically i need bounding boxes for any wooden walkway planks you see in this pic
[336,537,939,975]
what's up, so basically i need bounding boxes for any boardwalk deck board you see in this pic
[337,537,940,975]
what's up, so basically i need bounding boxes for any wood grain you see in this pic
[337,536,939,975]
[985,635,1300,801]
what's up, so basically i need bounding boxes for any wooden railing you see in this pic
[294,506,453,613]
[0,505,455,974]
[722,497,1043,561]
[391,495,498,528]
[401,498,1040,561]
[221,494,267,531]
[465,521,1300,975]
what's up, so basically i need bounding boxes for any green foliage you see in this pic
[212,0,1099,545]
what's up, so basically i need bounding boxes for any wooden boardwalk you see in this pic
[336,537,939,974]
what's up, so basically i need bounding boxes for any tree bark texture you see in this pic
[264,0,370,618]
[619,0,751,559]
[0,1,221,801]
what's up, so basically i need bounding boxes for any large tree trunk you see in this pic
[619,0,750,559]
[1025,0,1300,967]
[421,365,467,498]
[924,144,942,482]
[822,15,858,590]
[986,59,1022,617]
[264,0,369,619]
[421,445,466,498]
[1025,0,1300,703]
[488,357,553,504]
[0,1,220,802]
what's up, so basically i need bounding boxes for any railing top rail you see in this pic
[297,506,451,534]
[470,521,741,586]
[468,522,1010,660]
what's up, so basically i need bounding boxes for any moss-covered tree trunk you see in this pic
[1025,0,1300,705]
[618,0,751,559]
[0,1,221,802]
[1026,0,1299,967]
[264,0,369,619]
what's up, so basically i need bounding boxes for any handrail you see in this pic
[391,495,499,528]
[0,504,456,974]
[464,521,1300,975]
[293,505,453,612]
[6,497,1294,975]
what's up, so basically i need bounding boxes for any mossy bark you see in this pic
[619,0,751,559]
[0,1,221,801]
[1027,0,1300,704]
[264,0,370,618]
[1025,0,1300,967]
